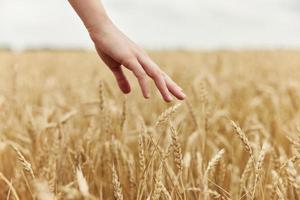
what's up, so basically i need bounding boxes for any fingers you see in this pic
[163,74,186,100]
[137,56,172,102]
[138,55,185,102]
[110,67,131,94]
[122,58,150,99]
[151,72,173,102]
[97,50,131,94]
[97,46,185,101]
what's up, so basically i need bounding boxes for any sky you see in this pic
[0,0,300,50]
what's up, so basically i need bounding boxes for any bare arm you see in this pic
[68,0,185,102]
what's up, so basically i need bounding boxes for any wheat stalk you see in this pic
[0,172,20,200]
[120,98,127,131]
[240,156,254,194]
[161,183,172,200]
[186,100,198,128]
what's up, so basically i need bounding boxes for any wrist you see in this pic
[87,17,113,43]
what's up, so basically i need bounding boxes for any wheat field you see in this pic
[0,50,300,200]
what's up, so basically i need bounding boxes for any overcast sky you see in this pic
[0,0,300,49]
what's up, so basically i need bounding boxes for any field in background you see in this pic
[1,50,300,199]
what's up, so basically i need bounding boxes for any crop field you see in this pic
[1,50,300,200]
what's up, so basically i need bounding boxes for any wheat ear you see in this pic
[203,149,225,200]
[252,142,269,199]
[112,164,124,200]
[231,120,254,159]
[170,124,183,173]
[138,131,146,175]
[76,167,90,197]
[98,81,104,112]
[205,149,225,177]
[152,165,163,200]
[155,104,181,127]
[12,145,35,179]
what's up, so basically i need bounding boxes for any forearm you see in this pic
[68,0,111,33]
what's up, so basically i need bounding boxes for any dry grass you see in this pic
[1,49,300,199]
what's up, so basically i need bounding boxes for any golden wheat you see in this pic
[0,50,300,199]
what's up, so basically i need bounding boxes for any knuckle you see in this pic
[135,71,147,79]
[150,69,162,78]
[153,70,163,78]
[121,56,135,66]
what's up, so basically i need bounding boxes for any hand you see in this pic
[89,21,186,102]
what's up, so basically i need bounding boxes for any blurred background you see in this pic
[0,0,300,50]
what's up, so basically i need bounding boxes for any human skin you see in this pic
[68,0,186,102]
